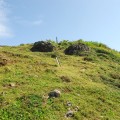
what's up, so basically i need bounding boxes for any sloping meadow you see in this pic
[0,40,120,120]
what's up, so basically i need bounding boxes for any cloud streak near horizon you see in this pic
[0,0,12,37]
[14,16,43,27]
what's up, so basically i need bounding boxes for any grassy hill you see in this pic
[0,40,120,120]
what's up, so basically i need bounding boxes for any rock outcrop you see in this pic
[64,43,90,55]
[31,41,54,52]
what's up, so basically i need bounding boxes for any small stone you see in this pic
[77,94,80,96]
[48,89,61,98]
[1,92,5,95]
[66,102,72,106]
[74,106,79,111]
[67,108,71,111]
[9,83,16,87]
[66,110,74,117]
[100,116,104,118]
[42,95,49,99]
[34,75,38,78]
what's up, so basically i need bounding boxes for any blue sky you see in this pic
[0,0,120,51]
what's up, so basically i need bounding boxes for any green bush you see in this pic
[83,56,95,62]
[58,40,71,48]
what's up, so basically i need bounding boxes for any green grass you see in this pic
[0,40,120,120]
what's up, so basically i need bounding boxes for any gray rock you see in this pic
[0,57,7,66]
[9,83,16,87]
[74,106,79,111]
[48,89,61,98]
[31,41,54,52]
[64,43,90,55]
[66,110,74,117]
[66,102,72,106]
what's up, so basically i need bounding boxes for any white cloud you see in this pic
[0,0,13,37]
[31,20,42,25]
[14,17,42,26]
[0,24,10,36]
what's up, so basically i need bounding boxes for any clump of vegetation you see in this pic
[94,48,120,63]
[0,94,44,120]
[58,40,71,48]
[83,56,95,62]
[110,72,120,79]
[60,76,71,82]
[0,94,4,107]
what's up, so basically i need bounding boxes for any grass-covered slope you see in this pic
[0,40,120,120]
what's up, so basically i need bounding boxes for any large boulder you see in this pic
[31,41,54,52]
[64,43,90,55]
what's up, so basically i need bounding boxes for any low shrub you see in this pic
[60,76,71,82]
